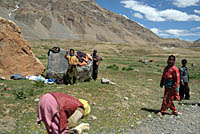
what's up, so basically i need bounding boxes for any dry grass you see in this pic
[0,39,199,134]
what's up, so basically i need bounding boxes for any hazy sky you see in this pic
[96,0,200,42]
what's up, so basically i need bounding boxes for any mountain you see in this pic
[0,0,192,47]
[193,39,200,47]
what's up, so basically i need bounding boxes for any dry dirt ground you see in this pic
[126,100,200,134]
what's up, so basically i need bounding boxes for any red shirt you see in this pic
[160,65,180,90]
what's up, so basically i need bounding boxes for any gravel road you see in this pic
[129,100,200,134]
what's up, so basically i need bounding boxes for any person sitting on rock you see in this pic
[37,92,91,134]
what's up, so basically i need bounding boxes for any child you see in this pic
[179,59,190,100]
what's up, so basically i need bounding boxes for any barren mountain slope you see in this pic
[193,39,200,47]
[0,0,192,47]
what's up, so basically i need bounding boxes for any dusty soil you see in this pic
[128,100,200,134]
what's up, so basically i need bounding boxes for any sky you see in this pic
[95,0,200,42]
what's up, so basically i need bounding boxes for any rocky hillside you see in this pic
[0,0,192,47]
[193,39,200,47]
[0,17,45,79]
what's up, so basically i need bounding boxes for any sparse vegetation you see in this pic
[0,40,199,134]
[122,65,134,71]
[12,87,34,100]
[107,64,119,70]
[33,81,46,88]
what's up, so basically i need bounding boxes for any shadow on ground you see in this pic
[141,108,160,114]
[178,102,200,106]
[141,108,175,115]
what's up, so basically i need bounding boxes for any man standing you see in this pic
[179,59,190,100]
[65,49,79,85]
[92,49,102,81]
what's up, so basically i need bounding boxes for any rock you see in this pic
[34,98,40,102]
[136,121,142,125]
[91,102,96,105]
[77,60,93,82]
[90,115,97,120]
[5,109,10,114]
[147,114,152,119]
[72,123,90,134]
[0,17,45,79]
[46,48,68,79]
[176,116,180,119]
[123,97,129,101]
[0,83,4,86]
[0,77,6,80]
[134,69,139,72]
[101,78,110,84]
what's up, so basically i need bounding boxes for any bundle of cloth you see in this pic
[76,51,92,66]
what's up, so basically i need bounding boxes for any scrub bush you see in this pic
[13,88,34,99]
[107,64,119,70]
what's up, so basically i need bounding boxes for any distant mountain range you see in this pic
[193,39,200,47]
[0,0,197,47]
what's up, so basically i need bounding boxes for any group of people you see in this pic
[37,54,191,134]
[36,49,102,134]
[158,55,190,116]
[64,49,102,85]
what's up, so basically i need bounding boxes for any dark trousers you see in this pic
[92,65,98,80]
[179,82,190,100]
[64,66,77,85]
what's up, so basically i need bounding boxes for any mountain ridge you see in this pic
[0,0,193,47]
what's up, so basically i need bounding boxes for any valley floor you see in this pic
[128,100,200,134]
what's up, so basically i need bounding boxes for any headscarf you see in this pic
[79,99,91,116]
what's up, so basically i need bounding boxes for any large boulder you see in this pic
[46,48,93,82]
[46,48,69,78]
[77,60,93,82]
[0,17,45,79]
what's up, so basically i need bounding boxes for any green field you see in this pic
[0,40,200,134]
